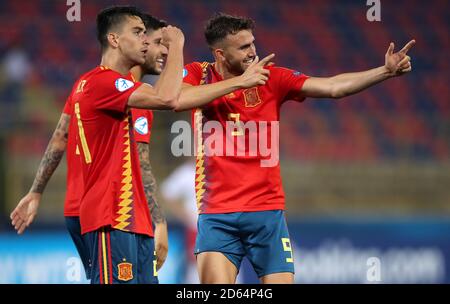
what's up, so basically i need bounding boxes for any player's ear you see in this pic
[107,33,120,49]
[213,48,226,62]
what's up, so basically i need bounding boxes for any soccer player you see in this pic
[179,13,415,284]
[10,11,173,282]
[69,7,270,284]
[65,6,183,284]
[130,13,170,274]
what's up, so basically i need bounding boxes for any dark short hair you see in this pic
[142,14,167,32]
[204,13,255,47]
[96,6,143,51]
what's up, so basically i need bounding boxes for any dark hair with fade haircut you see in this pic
[204,12,255,47]
[141,14,167,32]
[96,6,144,52]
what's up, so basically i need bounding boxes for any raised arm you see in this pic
[10,113,70,234]
[301,40,415,99]
[137,142,167,270]
[175,54,275,111]
[128,26,184,110]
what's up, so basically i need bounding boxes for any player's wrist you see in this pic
[29,188,43,196]
[381,65,396,78]
[166,40,184,50]
[155,220,167,227]
[235,75,248,89]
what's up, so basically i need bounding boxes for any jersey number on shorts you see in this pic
[153,251,158,277]
[282,238,294,263]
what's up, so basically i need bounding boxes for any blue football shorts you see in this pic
[83,226,158,284]
[195,210,295,278]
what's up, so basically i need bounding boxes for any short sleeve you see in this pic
[273,67,309,103]
[90,70,143,113]
[131,109,152,143]
[182,62,204,86]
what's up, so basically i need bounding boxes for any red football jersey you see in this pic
[70,66,153,236]
[183,62,309,214]
[62,99,153,217]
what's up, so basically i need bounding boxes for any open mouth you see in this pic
[156,58,165,65]
[243,57,255,64]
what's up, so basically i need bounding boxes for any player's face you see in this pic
[142,28,168,75]
[118,16,148,65]
[221,30,257,75]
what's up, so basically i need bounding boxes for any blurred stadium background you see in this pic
[0,0,449,283]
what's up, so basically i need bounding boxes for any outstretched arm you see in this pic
[137,142,168,271]
[10,113,70,234]
[301,40,415,99]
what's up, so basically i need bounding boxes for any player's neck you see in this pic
[214,61,240,80]
[100,51,134,76]
[130,65,144,81]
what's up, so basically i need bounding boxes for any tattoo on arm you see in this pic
[30,114,70,193]
[137,142,166,224]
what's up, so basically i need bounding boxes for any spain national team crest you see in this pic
[117,261,133,281]
[243,87,262,107]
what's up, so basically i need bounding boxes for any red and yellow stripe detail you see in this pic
[98,228,113,284]
[195,109,206,213]
[114,116,133,231]
[194,62,210,213]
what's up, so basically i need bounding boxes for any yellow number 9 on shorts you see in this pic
[281,238,294,263]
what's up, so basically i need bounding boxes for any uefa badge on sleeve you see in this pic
[134,117,149,135]
[115,78,135,92]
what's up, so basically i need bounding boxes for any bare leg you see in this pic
[260,272,294,284]
[197,252,238,284]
